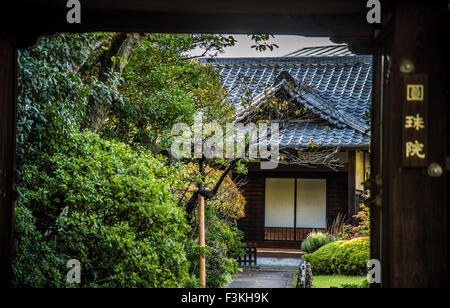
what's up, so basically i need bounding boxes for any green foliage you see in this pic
[17,34,94,166]
[103,34,235,147]
[305,237,370,276]
[340,204,371,240]
[340,279,370,288]
[331,237,370,276]
[312,275,366,289]
[249,34,279,52]
[304,241,344,275]
[301,232,338,254]
[14,132,191,287]
[186,200,245,288]
[12,205,69,288]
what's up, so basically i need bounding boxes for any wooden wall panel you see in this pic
[237,175,265,241]
[327,173,349,224]
[0,37,17,288]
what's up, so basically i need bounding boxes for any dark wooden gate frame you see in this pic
[0,0,448,288]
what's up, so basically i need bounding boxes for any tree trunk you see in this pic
[81,33,144,133]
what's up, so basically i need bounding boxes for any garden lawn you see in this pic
[312,275,366,288]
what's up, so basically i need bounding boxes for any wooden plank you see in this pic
[31,0,373,14]
[4,2,375,50]
[294,179,297,240]
[376,1,447,287]
[0,37,17,288]
[327,175,348,223]
[369,42,385,288]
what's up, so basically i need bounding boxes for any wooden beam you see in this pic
[33,0,372,14]
[294,179,297,241]
[347,150,357,220]
[0,37,17,288]
[3,1,376,51]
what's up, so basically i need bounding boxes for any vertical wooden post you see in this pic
[0,36,17,288]
[347,150,356,221]
[198,193,206,288]
[374,1,447,287]
[293,178,297,241]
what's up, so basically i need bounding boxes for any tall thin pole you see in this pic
[198,193,206,288]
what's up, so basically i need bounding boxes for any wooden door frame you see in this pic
[1,0,448,288]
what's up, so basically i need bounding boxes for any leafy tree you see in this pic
[102,34,234,148]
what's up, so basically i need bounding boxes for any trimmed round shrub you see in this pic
[304,241,344,275]
[304,237,370,276]
[301,232,337,254]
[331,237,370,276]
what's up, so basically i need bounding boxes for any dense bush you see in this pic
[12,206,69,288]
[301,232,338,254]
[304,237,370,276]
[331,237,370,276]
[14,132,191,287]
[304,241,344,275]
[16,34,98,166]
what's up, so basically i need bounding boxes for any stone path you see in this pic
[224,269,296,288]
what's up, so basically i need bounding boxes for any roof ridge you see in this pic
[200,55,372,65]
[283,45,357,57]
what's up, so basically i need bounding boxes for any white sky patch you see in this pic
[189,35,337,58]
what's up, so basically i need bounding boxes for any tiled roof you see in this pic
[200,51,372,149]
[277,123,370,148]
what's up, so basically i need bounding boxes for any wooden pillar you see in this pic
[198,194,206,288]
[293,178,297,241]
[0,37,17,288]
[374,1,447,287]
[347,150,356,221]
[370,45,384,289]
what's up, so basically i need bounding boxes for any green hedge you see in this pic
[304,241,344,275]
[304,237,370,276]
[331,237,370,275]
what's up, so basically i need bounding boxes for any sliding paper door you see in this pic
[264,178,295,227]
[296,179,327,228]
